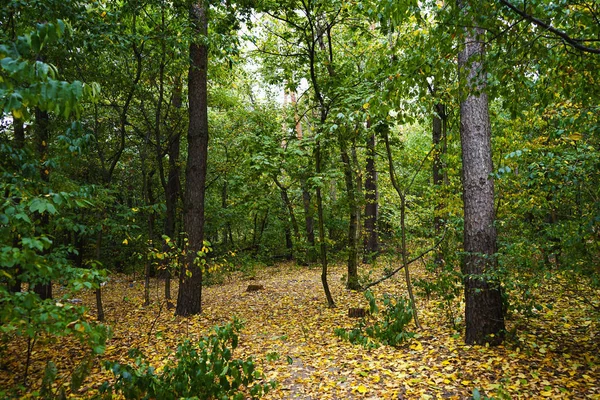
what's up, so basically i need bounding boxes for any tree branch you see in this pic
[363,230,447,290]
[499,0,600,54]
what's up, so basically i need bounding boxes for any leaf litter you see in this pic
[0,261,598,399]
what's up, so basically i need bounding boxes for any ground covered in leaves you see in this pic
[1,262,599,399]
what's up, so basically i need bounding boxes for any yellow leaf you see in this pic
[122,238,128,245]
[410,341,423,351]
[362,103,370,110]
[12,109,24,119]
[356,384,368,394]
[540,391,553,397]
[568,133,582,141]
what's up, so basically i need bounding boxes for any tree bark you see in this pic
[458,2,505,345]
[164,132,180,304]
[339,135,360,290]
[432,103,447,268]
[176,2,208,316]
[363,131,379,263]
[316,140,335,307]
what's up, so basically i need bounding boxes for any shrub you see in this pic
[335,290,414,348]
[100,318,276,399]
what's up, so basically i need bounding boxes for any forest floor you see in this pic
[1,261,599,399]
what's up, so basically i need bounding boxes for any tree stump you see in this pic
[348,307,367,318]
[246,284,264,292]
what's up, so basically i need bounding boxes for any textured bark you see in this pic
[176,2,208,316]
[458,4,505,345]
[339,136,359,290]
[363,131,379,262]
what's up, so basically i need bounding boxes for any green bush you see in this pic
[100,318,276,400]
[335,290,414,348]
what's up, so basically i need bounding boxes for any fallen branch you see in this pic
[363,231,447,291]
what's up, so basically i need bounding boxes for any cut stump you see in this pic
[348,308,367,318]
[246,284,264,292]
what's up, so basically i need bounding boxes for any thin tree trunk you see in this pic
[351,138,363,256]
[384,131,421,329]
[10,118,24,293]
[95,230,105,322]
[144,173,155,307]
[316,140,335,307]
[458,1,505,345]
[33,108,52,300]
[163,79,182,306]
[363,130,379,263]
[176,2,208,316]
[301,178,316,262]
[432,103,447,268]
[339,135,360,290]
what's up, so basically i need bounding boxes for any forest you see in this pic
[0,0,599,398]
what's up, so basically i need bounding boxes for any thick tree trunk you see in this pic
[363,131,379,263]
[339,136,360,290]
[458,6,505,345]
[176,2,208,316]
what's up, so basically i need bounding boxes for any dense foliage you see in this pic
[1,0,598,397]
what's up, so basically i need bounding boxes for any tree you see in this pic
[177,1,210,316]
[363,127,379,263]
[458,1,505,345]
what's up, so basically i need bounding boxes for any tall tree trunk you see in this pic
[458,2,505,345]
[163,78,182,306]
[384,131,421,329]
[339,135,360,290]
[363,130,379,263]
[316,140,335,307]
[176,2,208,316]
[351,139,362,256]
[432,103,447,268]
[144,172,155,307]
[10,118,25,293]
[33,108,52,300]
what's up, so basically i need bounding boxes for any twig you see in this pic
[363,230,447,290]
[147,300,165,343]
